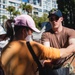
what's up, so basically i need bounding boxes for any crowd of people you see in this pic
[0,8,75,75]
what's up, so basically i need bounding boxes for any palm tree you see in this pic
[25,4,32,15]
[32,13,48,29]
[19,3,32,15]
[19,2,27,13]
[12,10,21,17]
[6,6,15,19]
[1,15,7,22]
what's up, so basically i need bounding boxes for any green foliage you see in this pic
[5,6,15,19]
[0,15,8,29]
[32,13,48,29]
[25,4,32,14]
[20,3,27,10]
[42,13,48,22]
[6,6,15,13]
[19,3,32,14]
[5,4,48,30]
[12,10,21,17]
[32,15,40,29]
[0,15,7,20]
[0,15,8,23]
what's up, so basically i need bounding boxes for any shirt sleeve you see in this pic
[67,28,75,39]
[31,41,60,60]
[41,32,50,44]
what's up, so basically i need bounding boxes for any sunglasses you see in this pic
[49,16,59,22]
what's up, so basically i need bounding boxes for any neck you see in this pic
[53,25,63,33]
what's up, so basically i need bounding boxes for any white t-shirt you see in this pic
[0,38,10,49]
[25,35,33,41]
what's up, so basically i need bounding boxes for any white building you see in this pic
[29,0,58,16]
[0,0,58,24]
[0,0,7,24]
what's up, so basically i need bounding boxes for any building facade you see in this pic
[0,0,58,24]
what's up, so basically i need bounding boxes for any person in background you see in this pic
[0,25,10,49]
[0,25,10,74]
[1,14,75,75]
[41,8,75,72]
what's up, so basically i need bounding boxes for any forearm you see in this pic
[60,44,75,58]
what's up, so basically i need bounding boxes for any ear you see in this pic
[28,29,33,35]
[22,28,27,39]
[22,28,26,35]
[60,17,63,22]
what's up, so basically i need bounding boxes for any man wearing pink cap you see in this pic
[1,15,75,75]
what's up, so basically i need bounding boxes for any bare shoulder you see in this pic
[69,38,75,44]
[64,27,75,33]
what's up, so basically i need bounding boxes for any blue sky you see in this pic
[22,0,29,2]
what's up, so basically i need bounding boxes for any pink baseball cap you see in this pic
[14,15,40,33]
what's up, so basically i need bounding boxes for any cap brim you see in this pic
[31,27,40,33]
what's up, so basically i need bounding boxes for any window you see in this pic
[0,4,1,8]
[38,9,42,12]
[34,12,38,15]
[0,9,1,13]
[3,5,5,8]
[3,0,5,3]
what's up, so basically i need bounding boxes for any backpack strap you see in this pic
[26,42,43,69]
[53,53,75,69]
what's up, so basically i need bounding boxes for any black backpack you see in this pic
[0,65,5,75]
